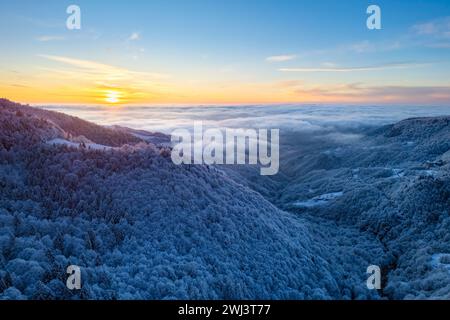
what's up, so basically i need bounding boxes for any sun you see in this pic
[104,90,121,104]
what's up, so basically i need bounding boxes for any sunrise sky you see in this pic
[0,0,450,105]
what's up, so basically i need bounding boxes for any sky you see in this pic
[0,0,449,105]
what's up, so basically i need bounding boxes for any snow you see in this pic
[293,192,344,208]
[46,138,79,148]
[2,99,450,300]
[392,169,405,177]
[431,254,450,272]
[47,138,113,151]
[422,169,438,177]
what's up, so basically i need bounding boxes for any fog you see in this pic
[40,104,450,133]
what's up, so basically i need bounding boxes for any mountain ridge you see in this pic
[1,99,449,299]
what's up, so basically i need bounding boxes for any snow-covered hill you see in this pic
[0,99,381,299]
[237,116,450,299]
[0,99,449,299]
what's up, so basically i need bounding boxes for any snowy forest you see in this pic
[0,99,449,299]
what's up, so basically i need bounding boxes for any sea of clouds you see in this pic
[40,104,450,133]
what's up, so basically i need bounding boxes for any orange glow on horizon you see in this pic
[2,80,449,107]
[1,54,448,107]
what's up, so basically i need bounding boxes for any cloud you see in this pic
[411,17,450,47]
[348,40,373,53]
[38,54,168,80]
[266,55,297,62]
[35,35,65,42]
[292,40,402,60]
[36,54,171,103]
[289,82,450,104]
[128,32,140,41]
[413,22,439,35]
[279,62,428,73]
[275,80,304,88]
[321,62,337,68]
[412,17,450,37]
[9,84,30,88]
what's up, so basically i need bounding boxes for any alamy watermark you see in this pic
[66,265,81,290]
[64,4,379,32]
[367,5,381,30]
[171,122,279,176]
[66,5,81,30]
[366,265,381,290]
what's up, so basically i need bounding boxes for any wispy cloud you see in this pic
[38,54,168,80]
[128,32,140,41]
[321,62,337,68]
[339,40,403,54]
[266,55,297,62]
[347,40,373,53]
[411,17,450,48]
[412,17,450,37]
[291,40,403,60]
[279,62,428,73]
[275,80,304,88]
[36,54,171,103]
[413,22,439,35]
[9,83,30,88]
[287,82,450,104]
[35,35,65,42]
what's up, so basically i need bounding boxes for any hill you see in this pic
[0,99,379,299]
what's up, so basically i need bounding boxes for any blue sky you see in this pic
[0,0,449,105]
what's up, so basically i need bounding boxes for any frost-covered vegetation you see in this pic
[234,116,450,299]
[0,99,449,299]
